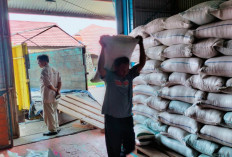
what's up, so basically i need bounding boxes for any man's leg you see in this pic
[105,115,122,157]
[53,101,59,131]
[43,102,57,134]
[122,116,135,155]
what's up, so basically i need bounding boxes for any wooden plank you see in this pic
[58,105,104,129]
[66,95,101,110]
[136,146,169,157]
[154,143,184,157]
[58,111,77,126]
[59,100,104,123]
[160,148,184,157]
[8,89,20,139]
[61,96,103,117]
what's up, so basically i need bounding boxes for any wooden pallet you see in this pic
[135,144,184,157]
[135,145,168,157]
[58,95,104,129]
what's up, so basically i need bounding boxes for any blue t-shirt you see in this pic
[102,66,139,118]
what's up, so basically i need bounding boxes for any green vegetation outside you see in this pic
[88,80,105,87]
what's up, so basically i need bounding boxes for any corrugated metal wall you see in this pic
[0,0,15,149]
[132,0,211,28]
[0,53,6,93]
[177,0,210,12]
[133,0,174,27]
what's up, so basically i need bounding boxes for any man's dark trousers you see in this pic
[105,115,135,157]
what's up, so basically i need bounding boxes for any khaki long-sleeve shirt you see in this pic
[40,65,61,103]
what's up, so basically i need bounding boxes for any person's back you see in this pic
[40,65,60,103]
[37,54,62,136]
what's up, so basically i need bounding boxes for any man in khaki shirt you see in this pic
[37,54,62,136]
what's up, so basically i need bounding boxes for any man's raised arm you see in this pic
[135,36,146,73]
[98,47,106,78]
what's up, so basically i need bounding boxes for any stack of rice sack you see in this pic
[131,1,232,156]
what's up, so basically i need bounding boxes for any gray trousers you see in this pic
[43,101,59,132]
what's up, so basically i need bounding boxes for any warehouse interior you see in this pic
[1,0,232,156]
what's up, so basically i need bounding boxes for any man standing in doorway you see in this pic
[37,54,62,136]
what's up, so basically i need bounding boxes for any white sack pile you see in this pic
[131,0,232,154]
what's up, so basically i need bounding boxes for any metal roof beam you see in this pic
[8,8,115,20]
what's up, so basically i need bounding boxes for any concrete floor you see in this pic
[0,87,139,157]
[0,129,137,157]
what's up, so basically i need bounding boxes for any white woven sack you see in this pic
[133,94,149,105]
[163,44,192,58]
[164,14,192,30]
[200,125,232,147]
[215,147,232,157]
[142,37,161,49]
[219,78,232,94]
[133,74,147,85]
[134,36,161,50]
[141,60,162,74]
[135,139,152,146]
[152,29,194,46]
[161,126,190,145]
[133,85,160,96]
[168,100,192,115]
[180,1,223,25]
[166,72,191,86]
[185,105,223,125]
[223,112,232,128]
[161,58,203,75]
[159,85,206,104]
[130,50,140,63]
[184,134,220,156]
[132,105,159,121]
[155,134,198,157]
[129,25,149,38]
[211,6,232,20]
[133,115,148,125]
[200,93,232,111]
[226,78,232,86]
[145,46,167,61]
[200,56,232,77]
[144,118,168,132]
[146,96,170,112]
[144,18,165,35]
[195,20,232,39]
[220,0,232,9]
[186,75,226,93]
[158,112,200,134]
[216,40,232,56]
[192,38,223,59]
[91,35,138,82]
[145,73,169,86]
[134,124,155,140]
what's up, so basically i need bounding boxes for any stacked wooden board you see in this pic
[58,94,104,129]
[136,145,183,157]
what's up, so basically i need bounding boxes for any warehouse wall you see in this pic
[133,0,174,27]
[0,96,9,147]
[132,0,210,28]
[0,56,6,92]
[29,47,87,90]
[0,0,19,149]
